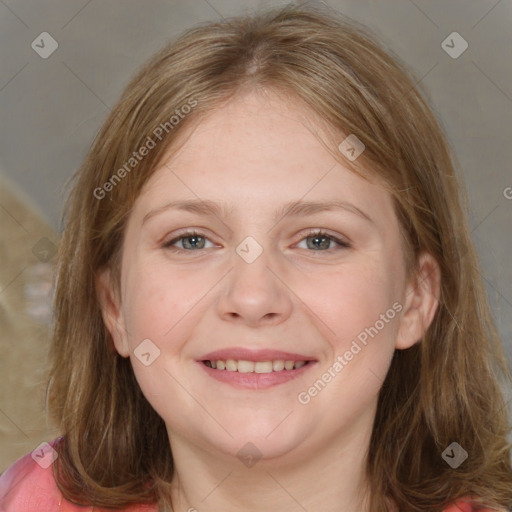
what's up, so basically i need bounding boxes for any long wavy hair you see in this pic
[47,2,512,511]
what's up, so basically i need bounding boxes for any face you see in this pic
[97,90,439,464]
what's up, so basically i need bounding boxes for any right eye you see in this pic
[163,230,216,251]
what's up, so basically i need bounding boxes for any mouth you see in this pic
[197,348,317,389]
[202,359,311,372]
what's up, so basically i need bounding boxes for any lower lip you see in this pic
[197,361,317,390]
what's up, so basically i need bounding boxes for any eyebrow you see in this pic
[142,198,373,226]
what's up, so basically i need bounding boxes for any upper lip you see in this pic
[199,347,316,362]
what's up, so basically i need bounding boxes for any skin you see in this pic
[96,89,441,512]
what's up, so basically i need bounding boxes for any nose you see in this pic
[216,243,293,327]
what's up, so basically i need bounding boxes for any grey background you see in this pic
[0,0,511,459]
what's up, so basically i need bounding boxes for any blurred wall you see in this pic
[0,174,59,471]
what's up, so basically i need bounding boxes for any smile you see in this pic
[198,347,317,389]
[203,359,310,373]
[199,358,316,390]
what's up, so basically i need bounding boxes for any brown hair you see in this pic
[47,2,512,511]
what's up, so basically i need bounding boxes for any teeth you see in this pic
[226,359,237,372]
[205,359,309,373]
[254,361,272,373]
[272,360,285,371]
[238,360,255,373]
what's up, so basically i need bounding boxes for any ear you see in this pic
[395,251,441,350]
[95,266,130,357]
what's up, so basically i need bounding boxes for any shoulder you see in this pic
[0,439,158,512]
[443,498,509,512]
[0,441,63,511]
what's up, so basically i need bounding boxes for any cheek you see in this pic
[304,260,399,346]
[298,257,401,402]
[296,266,400,413]
[120,261,210,421]
[122,259,209,342]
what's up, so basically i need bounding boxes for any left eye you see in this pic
[163,230,350,252]
[296,230,350,251]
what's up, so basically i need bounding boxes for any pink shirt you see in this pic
[0,442,504,511]
[0,447,157,512]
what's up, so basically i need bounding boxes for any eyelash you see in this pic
[162,229,351,253]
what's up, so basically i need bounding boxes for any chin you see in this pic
[210,421,309,464]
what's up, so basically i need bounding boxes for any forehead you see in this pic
[155,90,336,176]
[134,90,394,225]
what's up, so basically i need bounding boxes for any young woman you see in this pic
[1,3,511,511]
